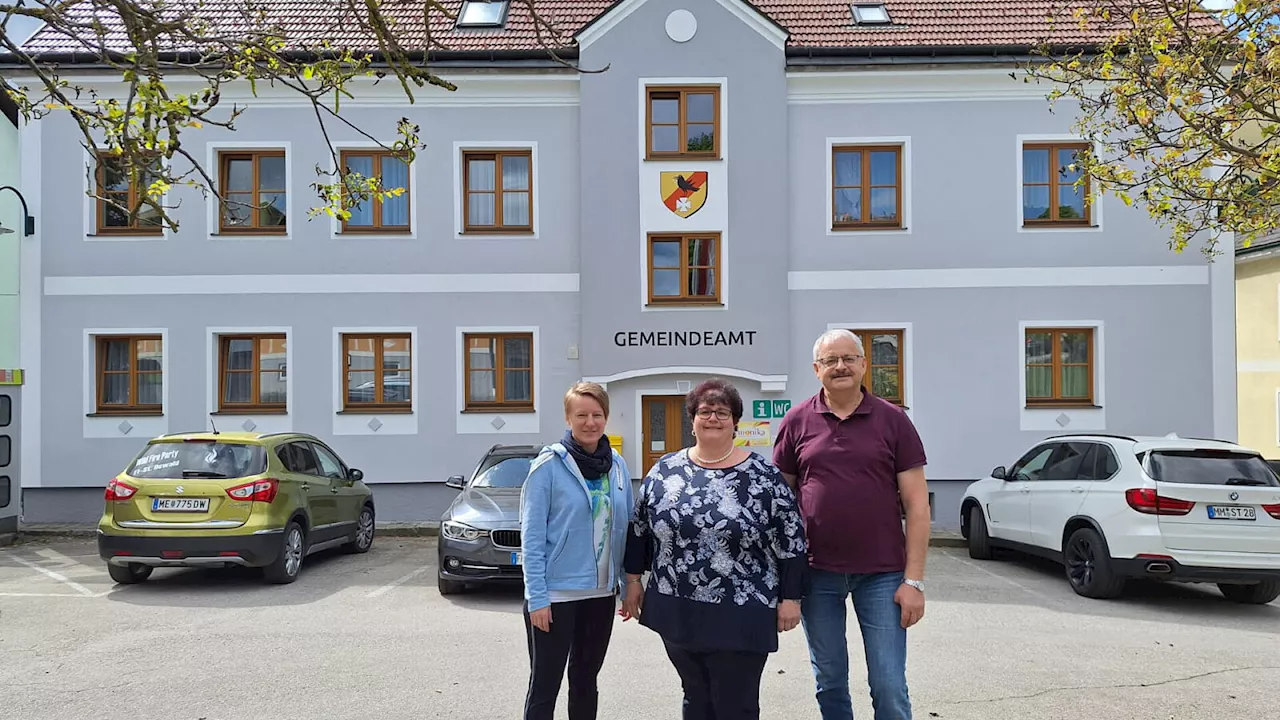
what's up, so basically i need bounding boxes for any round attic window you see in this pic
[665,9,697,43]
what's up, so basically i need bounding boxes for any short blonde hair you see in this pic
[564,381,610,418]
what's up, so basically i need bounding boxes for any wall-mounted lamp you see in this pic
[0,185,35,236]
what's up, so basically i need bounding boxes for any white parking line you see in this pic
[366,564,432,598]
[939,548,1068,606]
[8,554,97,597]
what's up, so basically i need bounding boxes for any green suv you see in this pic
[97,431,375,584]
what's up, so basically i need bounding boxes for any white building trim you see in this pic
[1015,133,1104,234]
[585,366,787,393]
[452,140,540,240]
[455,325,541,435]
[787,67,1083,105]
[326,141,421,241]
[332,326,419,436]
[1211,237,1237,441]
[82,328,170,439]
[575,0,787,52]
[205,141,294,242]
[206,326,293,434]
[826,321,914,420]
[1018,320,1106,432]
[44,273,580,296]
[788,265,1207,290]
[18,115,42,487]
[825,136,913,237]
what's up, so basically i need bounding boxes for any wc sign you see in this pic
[752,399,791,419]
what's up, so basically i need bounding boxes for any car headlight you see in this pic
[442,520,490,542]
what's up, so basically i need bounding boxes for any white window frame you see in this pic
[453,141,540,240]
[82,328,169,439]
[826,321,914,419]
[332,326,419,436]
[825,136,913,236]
[82,148,174,242]
[206,141,294,241]
[1015,133,1104,233]
[456,325,540,435]
[1018,320,1105,431]
[327,142,419,240]
[207,325,293,433]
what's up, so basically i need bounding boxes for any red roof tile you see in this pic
[16,0,1225,56]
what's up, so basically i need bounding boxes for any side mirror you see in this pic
[991,466,1007,480]
[445,474,465,490]
[349,468,364,483]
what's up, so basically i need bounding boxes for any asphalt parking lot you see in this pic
[2,535,1278,720]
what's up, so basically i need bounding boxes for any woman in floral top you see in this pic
[621,378,808,719]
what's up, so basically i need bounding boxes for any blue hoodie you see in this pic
[519,442,633,613]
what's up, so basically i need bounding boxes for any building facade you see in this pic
[8,0,1236,529]
[1235,233,1280,458]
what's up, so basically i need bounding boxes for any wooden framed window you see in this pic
[342,333,412,412]
[647,232,721,306]
[95,154,163,234]
[462,149,532,233]
[646,85,720,159]
[218,150,287,233]
[1025,328,1095,406]
[95,336,163,415]
[849,329,905,406]
[1022,142,1091,225]
[217,334,288,413]
[464,332,533,411]
[339,149,411,233]
[832,145,902,229]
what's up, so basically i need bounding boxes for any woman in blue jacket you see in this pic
[519,381,633,720]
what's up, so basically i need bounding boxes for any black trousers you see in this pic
[663,640,770,720]
[522,595,616,720]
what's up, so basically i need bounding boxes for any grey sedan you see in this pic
[437,443,540,595]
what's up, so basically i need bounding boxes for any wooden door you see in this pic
[640,395,694,475]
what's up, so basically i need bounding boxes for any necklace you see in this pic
[693,445,735,465]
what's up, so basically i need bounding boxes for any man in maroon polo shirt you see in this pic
[773,328,930,720]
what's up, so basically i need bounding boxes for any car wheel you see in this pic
[263,521,305,584]
[438,574,465,595]
[967,505,994,560]
[345,504,375,554]
[1064,527,1125,599]
[107,562,153,584]
[1218,580,1280,605]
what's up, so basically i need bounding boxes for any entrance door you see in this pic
[640,395,694,475]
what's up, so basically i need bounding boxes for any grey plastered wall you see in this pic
[576,0,790,379]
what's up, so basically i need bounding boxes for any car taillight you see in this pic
[227,478,279,503]
[1125,488,1195,515]
[105,478,137,501]
[1263,503,1280,520]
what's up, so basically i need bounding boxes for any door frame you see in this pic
[635,390,688,477]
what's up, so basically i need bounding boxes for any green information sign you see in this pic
[752,399,791,419]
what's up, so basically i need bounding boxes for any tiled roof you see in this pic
[15,0,1224,56]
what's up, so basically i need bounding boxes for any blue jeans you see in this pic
[800,569,911,720]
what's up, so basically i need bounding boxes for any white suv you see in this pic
[960,432,1280,604]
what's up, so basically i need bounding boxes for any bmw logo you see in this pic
[1229,491,1239,501]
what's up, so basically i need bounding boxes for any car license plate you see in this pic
[153,497,210,512]
[511,552,522,566]
[1207,505,1256,521]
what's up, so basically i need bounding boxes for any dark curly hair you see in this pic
[685,378,744,423]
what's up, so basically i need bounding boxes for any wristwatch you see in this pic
[903,578,925,593]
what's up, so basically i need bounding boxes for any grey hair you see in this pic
[812,329,864,361]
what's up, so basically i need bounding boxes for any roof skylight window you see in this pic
[851,3,892,25]
[457,0,510,28]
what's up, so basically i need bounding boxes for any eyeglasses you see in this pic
[695,409,732,420]
[817,355,863,368]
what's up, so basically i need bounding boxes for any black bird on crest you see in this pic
[675,174,702,194]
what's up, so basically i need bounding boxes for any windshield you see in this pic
[471,456,533,488]
[1147,449,1280,487]
[127,441,267,479]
